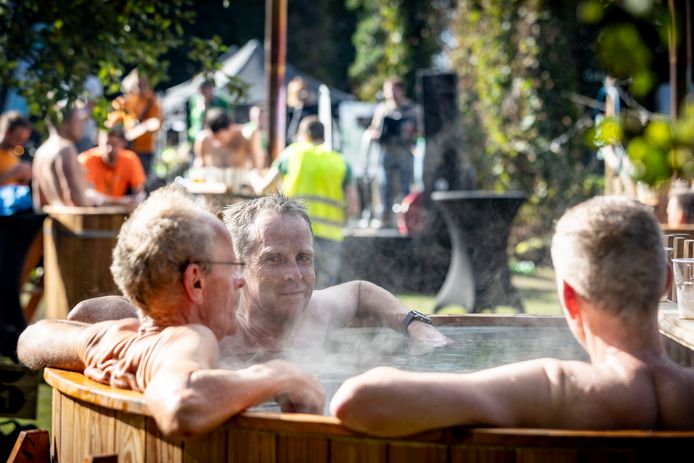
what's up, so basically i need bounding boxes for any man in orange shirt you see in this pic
[0,111,32,185]
[79,127,146,203]
[107,69,162,178]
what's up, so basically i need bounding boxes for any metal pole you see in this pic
[265,0,287,164]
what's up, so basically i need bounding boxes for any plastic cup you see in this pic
[672,258,694,319]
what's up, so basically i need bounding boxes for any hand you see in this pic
[10,161,32,183]
[266,360,325,414]
[407,322,452,348]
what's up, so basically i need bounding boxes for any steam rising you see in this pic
[219,326,587,414]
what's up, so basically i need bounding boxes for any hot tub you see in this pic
[45,314,694,462]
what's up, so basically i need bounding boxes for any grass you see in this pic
[11,266,560,435]
[400,266,561,315]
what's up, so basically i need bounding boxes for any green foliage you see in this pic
[0,0,194,126]
[187,35,249,106]
[450,1,602,235]
[348,0,447,100]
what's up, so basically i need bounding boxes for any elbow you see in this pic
[17,323,47,370]
[149,389,224,438]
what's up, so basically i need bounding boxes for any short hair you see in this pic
[199,79,214,91]
[0,111,31,136]
[669,190,694,224]
[222,194,312,261]
[551,196,665,319]
[107,125,127,141]
[298,116,324,143]
[111,185,218,312]
[205,108,232,133]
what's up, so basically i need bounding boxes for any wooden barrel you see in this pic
[43,313,694,463]
[42,206,129,319]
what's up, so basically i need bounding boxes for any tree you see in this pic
[348,0,447,100]
[0,0,194,125]
[449,0,603,241]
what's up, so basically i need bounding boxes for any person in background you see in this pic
[78,126,146,206]
[32,102,103,208]
[251,117,359,289]
[107,69,162,178]
[243,105,268,169]
[667,188,694,226]
[0,111,32,185]
[368,78,419,228]
[70,194,450,356]
[193,108,254,169]
[17,186,324,437]
[188,79,230,144]
[330,196,694,436]
[286,77,317,145]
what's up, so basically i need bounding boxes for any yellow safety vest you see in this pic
[280,142,348,241]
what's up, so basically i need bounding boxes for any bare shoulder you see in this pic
[158,324,220,363]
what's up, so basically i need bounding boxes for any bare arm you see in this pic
[312,281,449,345]
[250,166,282,195]
[0,161,32,185]
[330,359,570,437]
[193,132,210,167]
[68,295,139,323]
[17,319,100,371]
[145,326,325,437]
[57,146,93,206]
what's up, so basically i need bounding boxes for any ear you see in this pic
[181,263,206,305]
[561,280,581,321]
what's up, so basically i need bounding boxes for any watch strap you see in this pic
[401,310,432,335]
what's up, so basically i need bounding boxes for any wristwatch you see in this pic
[401,310,432,335]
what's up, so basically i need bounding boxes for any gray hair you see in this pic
[551,196,665,319]
[111,185,217,312]
[222,194,312,261]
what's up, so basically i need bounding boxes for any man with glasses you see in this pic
[16,186,324,437]
[70,194,450,355]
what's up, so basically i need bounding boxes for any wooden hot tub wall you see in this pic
[46,314,694,462]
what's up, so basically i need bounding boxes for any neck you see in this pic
[236,298,299,352]
[581,307,665,364]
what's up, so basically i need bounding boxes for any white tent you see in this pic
[161,39,355,116]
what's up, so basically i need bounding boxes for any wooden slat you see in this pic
[85,402,117,456]
[145,417,183,463]
[516,448,577,463]
[58,390,75,463]
[330,437,386,463]
[450,445,515,463]
[277,434,329,463]
[51,389,61,459]
[114,410,145,462]
[388,443,448,463]
[184,427,227,462]
[226,428,276,463]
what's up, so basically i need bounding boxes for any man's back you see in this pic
[32,134,90,207]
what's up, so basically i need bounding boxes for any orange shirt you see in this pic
[0,147,21,184]
[78,147,146,197]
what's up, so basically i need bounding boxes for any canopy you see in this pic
[161,39,355,115]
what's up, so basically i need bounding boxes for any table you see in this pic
[431,190,526,313]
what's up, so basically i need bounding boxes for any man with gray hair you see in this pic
[330,196,694,436]
[16,186,324,437]
[71,193,449,355]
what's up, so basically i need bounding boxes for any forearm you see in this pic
[146,360,323,437]
[331,368,495,437]
[17,320,90,371]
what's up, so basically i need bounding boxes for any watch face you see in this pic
[412,310,432,324]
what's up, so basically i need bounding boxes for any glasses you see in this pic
[180,260,246,277]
